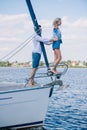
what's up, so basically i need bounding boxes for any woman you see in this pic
[51,18,62,74]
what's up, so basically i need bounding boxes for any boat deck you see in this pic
[0,82,39,92]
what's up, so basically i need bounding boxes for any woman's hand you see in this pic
[53,37,58,41]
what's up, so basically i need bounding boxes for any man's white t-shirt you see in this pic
[32,34,50,54]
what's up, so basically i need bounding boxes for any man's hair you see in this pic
[38,25,41,28]
[34,25,41,32]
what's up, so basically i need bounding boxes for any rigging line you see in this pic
[3,36,34,61]
[0,38,30,61]
[0,33,36,61]
[0,28,40,61]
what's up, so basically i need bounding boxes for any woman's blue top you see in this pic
[52,28,62,50]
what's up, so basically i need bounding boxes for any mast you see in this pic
[26,0,50,70]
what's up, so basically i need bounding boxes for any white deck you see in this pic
[0,82,30,92]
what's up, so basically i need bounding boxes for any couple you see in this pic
[29,18,62,86]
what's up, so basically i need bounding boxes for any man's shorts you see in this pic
[32,52,41,68]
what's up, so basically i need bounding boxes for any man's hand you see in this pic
[49,39,54,44]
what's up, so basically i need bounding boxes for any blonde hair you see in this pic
[53,17,61,27]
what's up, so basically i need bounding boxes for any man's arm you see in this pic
[35,35,53,45]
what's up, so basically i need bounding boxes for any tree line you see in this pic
[0,60,87,68]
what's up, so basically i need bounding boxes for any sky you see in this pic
[0,0,87,62]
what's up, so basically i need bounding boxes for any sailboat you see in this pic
[0,0,68,129]
[0,66,68,129]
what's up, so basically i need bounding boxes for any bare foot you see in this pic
[28,79,34,86]
[51,69,58,74]
[33,81,38,85]
[28,82,33,86]
[28,80,39,87]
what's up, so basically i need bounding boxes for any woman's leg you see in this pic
[51,49,62,74]
[54,49,62,65]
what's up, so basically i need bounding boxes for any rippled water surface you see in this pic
[0,67,87,130]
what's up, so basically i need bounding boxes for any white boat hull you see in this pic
[0,84,52,128]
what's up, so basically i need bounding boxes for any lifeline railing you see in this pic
[24,63,68,88]
[34,63,68,79]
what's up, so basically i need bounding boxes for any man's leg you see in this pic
[29,68,37,86]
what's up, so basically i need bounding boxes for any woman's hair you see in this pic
[53,18,61,26]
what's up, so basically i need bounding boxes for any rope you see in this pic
[0,37,32,61]
[0,27,52,61]
[2,36,34,61]
[0,29,41,61]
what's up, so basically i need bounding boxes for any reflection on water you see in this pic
[0,67,87,130]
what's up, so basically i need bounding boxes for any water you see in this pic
[0,67,87,130]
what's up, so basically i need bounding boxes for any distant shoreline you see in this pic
[0,60,87,68]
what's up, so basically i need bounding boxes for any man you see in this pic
[28,25,55,86]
